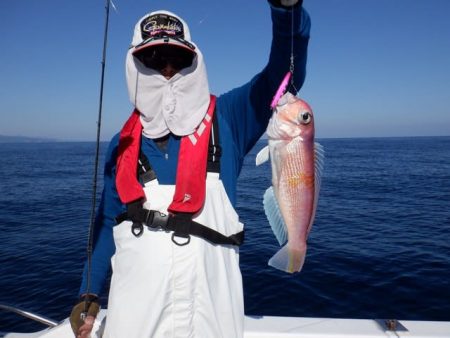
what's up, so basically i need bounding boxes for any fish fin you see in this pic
[256,145,270,166]
[268,244,307,274]
[305,142,325,235]
[314,142,325,196]
[314,142,325,173]
[263,187,287,246]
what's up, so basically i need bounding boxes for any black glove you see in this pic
[69,294,100,335]
[268,0,303,9]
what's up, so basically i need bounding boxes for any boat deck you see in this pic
[3,310,450,338]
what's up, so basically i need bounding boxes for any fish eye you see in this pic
[299,111,312,124]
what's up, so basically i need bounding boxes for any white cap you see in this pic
[131,10,196,60]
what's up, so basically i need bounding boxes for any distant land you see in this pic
[0,135,58,143]
[1,134,448,144]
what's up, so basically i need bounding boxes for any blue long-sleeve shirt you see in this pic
[80,4,311,296]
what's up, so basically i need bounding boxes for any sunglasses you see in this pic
[136,45,194,71]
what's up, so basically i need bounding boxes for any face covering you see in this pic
[126,10,210,139]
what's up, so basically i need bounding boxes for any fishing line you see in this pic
[84,0,111,314]
[270,4,298,109]
[289,5,298,94]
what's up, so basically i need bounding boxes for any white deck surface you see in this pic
[3,310,450,338]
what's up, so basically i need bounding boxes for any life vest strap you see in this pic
[116,201,244,246]
[207,109,221,174]
[138,152,157,184]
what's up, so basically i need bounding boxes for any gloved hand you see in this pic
[69,294,100,337]
[268,0,303,8]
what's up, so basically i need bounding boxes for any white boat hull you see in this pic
[3,310,450,338]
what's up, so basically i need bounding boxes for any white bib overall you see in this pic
[103,173,244,338]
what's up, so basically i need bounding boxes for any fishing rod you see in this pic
[0,303,58,328]
[84,0,111,311]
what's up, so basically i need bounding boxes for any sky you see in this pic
[0,0,449,141]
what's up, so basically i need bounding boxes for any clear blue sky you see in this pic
[1,0,449,141]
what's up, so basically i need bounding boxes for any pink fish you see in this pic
[256,92,324,273]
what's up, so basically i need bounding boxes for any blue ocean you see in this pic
[1,137,449,333]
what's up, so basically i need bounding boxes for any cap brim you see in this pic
[132,37,196,58]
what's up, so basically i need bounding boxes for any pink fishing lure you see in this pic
[270,71,292,110]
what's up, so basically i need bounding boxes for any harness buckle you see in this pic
[146,210,169,230]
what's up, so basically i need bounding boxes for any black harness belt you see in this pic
[116,201,244,246]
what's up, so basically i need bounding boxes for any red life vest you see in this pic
[116,95,216,214]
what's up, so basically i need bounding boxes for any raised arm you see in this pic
[216,1,311,157]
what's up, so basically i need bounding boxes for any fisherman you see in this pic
[70,1,310,337]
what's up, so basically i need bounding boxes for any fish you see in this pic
[256,92,324,273]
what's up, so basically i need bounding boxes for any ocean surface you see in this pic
[0,137,449,333]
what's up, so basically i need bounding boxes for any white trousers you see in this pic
[103,173,244,338]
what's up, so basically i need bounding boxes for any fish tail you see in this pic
[268,243,307,274]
